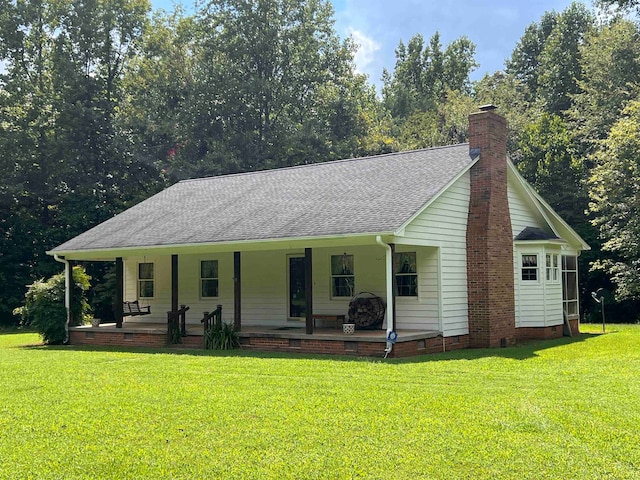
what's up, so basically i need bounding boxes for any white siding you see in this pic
[240,250,288,325]
[312,245,384,320]
[508,176,567,328]
[394,246,440,331]
[513,250,545,327]
[513,247,564,328]
[508,175,547,237]
[123,255,172,323]
[178,253,235,325]
[122,244,441,330]
[312,245,440,331]
[402,172,471,336]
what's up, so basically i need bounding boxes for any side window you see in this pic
[395,252,418,297]
[521,254,538,281]
[562,255,579,315]
[331,254,354,297]
[546,254,559,282]
[200,260,219,298]
[138,262,154,298]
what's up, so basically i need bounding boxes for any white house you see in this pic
[48,106,588,357]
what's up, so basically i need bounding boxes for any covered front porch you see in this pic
[68,321,462,357]
[57,235,446,356]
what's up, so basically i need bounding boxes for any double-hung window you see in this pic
[200,260,219,298]
[546,253,559,282]
[395,252,418,297]
[521,254,538,281]
[331,254,354,297]
[138,263,154,298]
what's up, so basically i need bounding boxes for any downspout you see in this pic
[376,236,394,356]
[53,254,71,344]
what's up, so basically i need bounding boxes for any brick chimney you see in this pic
[466,105,516,348]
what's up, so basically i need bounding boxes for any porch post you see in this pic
[390,243,396,332]
[67,260,74,326]
[305,247,313,334]
[115,257,124,328]
[171,254,179,313]
[234,251,241,331]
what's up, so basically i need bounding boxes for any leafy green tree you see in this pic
[506,3,594,115]
[127,0,379,181]
[181,0,368,176]
[516,113,584,223]
[0,0,159,323]
[539,3,594,114]
[120,8,199,177]
[570,18,640,155]
[473,72,536,157]
[506,11,558,104]
[596,0,640,11]
[382,32,477,120]
[589,100,640,300]
[394,89,475,150]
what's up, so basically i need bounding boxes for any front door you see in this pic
[288,256,306,320]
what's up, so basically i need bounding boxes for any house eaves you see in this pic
[47,231,394,261]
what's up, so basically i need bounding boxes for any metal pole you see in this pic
[601,298,605,333]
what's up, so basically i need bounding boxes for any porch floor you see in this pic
[72,322,440,342]
[69,322,449,357]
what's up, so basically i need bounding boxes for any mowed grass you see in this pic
[0,325,639,479]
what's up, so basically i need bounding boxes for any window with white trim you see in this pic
[395,252,418,297]
[562,255,579,315]
[546,253,559,282]
[331,254,354,297]
[521,254,538,281]
[138,262,154,298]
[200,260,219,298]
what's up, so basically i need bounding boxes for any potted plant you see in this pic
[342,318,355,335]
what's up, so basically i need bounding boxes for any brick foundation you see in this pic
[69,330,168,348]
[239,334,469,357]
[70,325,581,355]
[68,328,471,358]
[516,325,563,340]
[466,106,516,348]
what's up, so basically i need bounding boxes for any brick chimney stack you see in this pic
[466,105,516,348]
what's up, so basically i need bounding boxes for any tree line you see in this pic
[1,0,639,323]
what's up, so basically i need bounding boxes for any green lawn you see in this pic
[0,325,639,479]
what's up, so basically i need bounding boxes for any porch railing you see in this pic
[167,304,190,344]
[202,305,223,332]
[201,305,223,350]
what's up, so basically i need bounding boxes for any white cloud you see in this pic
[349,29,381,76]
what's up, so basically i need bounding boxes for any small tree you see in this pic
[14,266,92,344]
[589,101,640,301]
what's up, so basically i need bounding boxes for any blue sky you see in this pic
[151,0,578,86]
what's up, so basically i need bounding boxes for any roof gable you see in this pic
[507,162,589,251]
[51,144,476,253]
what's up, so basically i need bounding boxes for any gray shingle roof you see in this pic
[51,144,476,252]
[515,226,560,241]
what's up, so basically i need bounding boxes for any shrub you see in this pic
[13,266,92,344]
[204,322,240,350]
